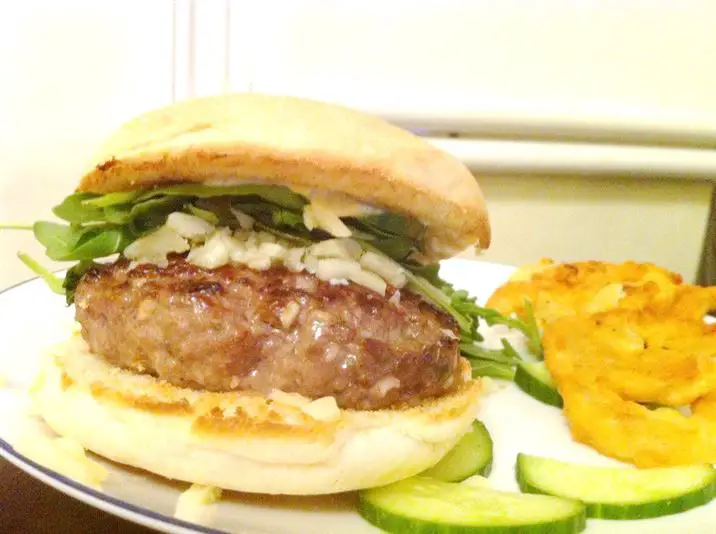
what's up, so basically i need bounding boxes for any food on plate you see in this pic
[543,294,716,467]
[517,453,716,519]
[486,258,684,326]
[359,475,587,534]
[486,257,716,471]
[9,93,509,494]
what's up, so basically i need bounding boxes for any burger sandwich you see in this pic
[13,93,499,495]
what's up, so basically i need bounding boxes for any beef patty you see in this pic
[74,255,463,410]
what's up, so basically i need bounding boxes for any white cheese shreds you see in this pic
[301,396,341,422]
[349,269,387,296]
[374,376,401,396]
[269,389,310,408]
[166,212,215,240]
[247,255,272,271]
[124,225,189,267]
[174,484,223,523]
[315,258,362,282]
[302,190,381,218]
[388,290,401,307]
[187,230,230,269]
[309,238,362,260]
[124,213,409,296]
[14,433,108,490]
[245,232,259,251]
[229,206,255,230]
[228,242,247,263]
[233,229,252,242]
[304,204,352,238]
[285,247,306,272]
[304,254,320,274]
[280,301,301,328]
[360,251,407,288]
[258,242,285,260]
[302,206,317,231]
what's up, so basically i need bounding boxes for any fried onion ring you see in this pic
[544,287,716,467]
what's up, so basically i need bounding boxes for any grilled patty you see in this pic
[74,256,463,410]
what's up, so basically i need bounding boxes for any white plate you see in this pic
[0,259,713,534]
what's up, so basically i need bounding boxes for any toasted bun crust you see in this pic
[33,333,483,495]
[78,94,490,258]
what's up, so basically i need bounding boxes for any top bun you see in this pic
[78,93,490,259]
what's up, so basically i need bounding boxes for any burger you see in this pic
[20,93,493,495]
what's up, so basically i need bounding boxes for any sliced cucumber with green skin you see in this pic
[515,362,563,408]
[359,476,586,534]
[517,453,716,520]
[421,421,493,481]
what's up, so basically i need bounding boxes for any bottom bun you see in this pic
[32,331,484,495]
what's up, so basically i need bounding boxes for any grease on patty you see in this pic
[74,256,462,410]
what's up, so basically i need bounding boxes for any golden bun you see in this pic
[78,93,490,259]
[33,333,484,495]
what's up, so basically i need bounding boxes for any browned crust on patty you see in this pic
[74,256,463,410]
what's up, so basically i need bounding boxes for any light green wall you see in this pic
[472,175,712,282]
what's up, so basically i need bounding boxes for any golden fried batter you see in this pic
[545,307,716,407]
[487,259,684,327]
[490,258,716,467]
[544,293,716,467]
[555,381,716,467]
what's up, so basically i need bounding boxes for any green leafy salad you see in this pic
[3,183,541,380]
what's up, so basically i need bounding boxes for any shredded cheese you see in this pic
[280,302,301,329]
[303,204,352,238]
[301,396,341,422]
[174,484,223,523]
[126,213,408,295]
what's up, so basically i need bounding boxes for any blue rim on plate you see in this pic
[0,275,228,534]
[0,437,227,534]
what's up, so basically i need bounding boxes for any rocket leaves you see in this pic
[19,184,427,301]
[32,222,131,261]
[6,182,543,376]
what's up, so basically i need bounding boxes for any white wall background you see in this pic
[0,0,713,290]
[0,1,176,289]
[241,0,716,146]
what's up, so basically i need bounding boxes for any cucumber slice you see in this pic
[515,362,563,408]
[517,453,716,519]
[421,421,493,481]
[359,476,586,534]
